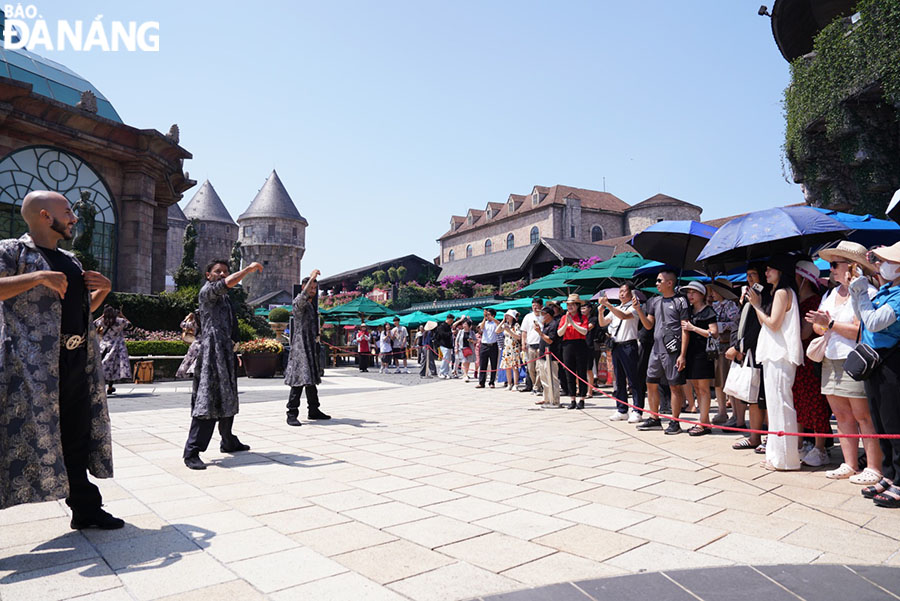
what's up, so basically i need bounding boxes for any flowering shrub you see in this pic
[473,284,497,297]
[236,338,284,354]
[319,291,361,310]
[125,327,181,342]
[499,279,526,296]
[577,256,602,270]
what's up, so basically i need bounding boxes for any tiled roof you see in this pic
[183,180,236,226]
[438,184,628,240]
[626,193,702,212]
[438,238,615,280]
[167,202,188,224]
[594,234,637,255]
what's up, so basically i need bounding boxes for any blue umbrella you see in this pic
[697,206,849,273]
[630,220,718,272]
[811,208,900,247]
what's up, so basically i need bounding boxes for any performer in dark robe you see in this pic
[285,269,331,425]
[0,190,119,530]
[183,259,263,470]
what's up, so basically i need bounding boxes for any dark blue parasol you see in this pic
[629,220,718,272]
[697,206,849,273]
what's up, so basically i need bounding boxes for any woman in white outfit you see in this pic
[747,256,804,471]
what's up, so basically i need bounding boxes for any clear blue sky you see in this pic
[33,1,796,277]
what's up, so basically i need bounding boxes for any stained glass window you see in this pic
[0,146,117,277]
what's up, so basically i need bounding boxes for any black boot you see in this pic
[577,400,585,409]
[567,400,577,410]
[220,437,250,453]
[70,508,124,530]
[286,413,302,427]
[308,409,331,420]
[184,455,206,470]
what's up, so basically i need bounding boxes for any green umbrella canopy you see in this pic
[565,253,651,286]
[513,266,584,297]
[322,296,396,320]
[399,311,436,328]
[486,297,539,312]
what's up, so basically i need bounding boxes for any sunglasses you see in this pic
[829,261,847,268]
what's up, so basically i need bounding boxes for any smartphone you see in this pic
[751,283,764,294]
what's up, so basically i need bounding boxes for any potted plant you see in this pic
[267,306,290,340]
[237,338,284,378]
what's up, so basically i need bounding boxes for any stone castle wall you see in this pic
[238,216,306,300]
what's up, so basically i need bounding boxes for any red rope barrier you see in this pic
[549,351,900,440]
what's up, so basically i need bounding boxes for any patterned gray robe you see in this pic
[0,233,113,510]
[191,279,239,419]
[284,292,321,387]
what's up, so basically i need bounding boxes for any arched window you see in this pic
[484,239,492,254]
[0,145,117,278]
[591,225,604,242]
[448,249,455,262]
[466,244,473,258]
[530,226,539,245]
[506,233,514,250]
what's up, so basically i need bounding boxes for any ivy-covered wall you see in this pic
[783,0,900,215]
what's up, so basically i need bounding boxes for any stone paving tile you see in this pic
[256,504,352,534]
[481,582,595,601]
[269,571,408,601]
[290,521,398,556]
[341,500,434,528]
[114,550,236,600]
[334,539,454,584]
[569,485,658,509]
[620,516,728,551]
[473,509,572,540]
[307,489,391,512]
[630,497,724,523]
[605,541,734,573]
[533,524,647,563]
[637,481,720,502]
[384,484,464,507]
[524,476,600,496]
[501,490,589,516]
[436,532,555,573]
[417,472,489,490]
[700,532,822,564]
[0,532,99,579]
[228,547,347,593]
[0,500,67,526]
[387,561,522,601]
[0,558,122,601]
[780,524,900,562]
[94,528,200,570]
[697,508,804,540]
[0,517,80,550]
[455,481,533,502]
[665,565,800,601]
[155,579,267,601]
[586,472,661,491]
[198,525,298,563]
[428,496,516,522]
[575,571,700,601]
[385,515,489,549]
[758,564,897,601]
[501,551,627,586]
[555,503,651,532]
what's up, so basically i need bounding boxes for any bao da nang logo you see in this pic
[2,4,159,51]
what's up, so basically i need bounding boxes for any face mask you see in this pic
[879,262,900,281]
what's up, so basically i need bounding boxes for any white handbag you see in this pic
[723,349,761,403]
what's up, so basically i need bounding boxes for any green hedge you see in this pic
[126,340,190,356]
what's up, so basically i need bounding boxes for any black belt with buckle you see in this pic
[61,333,86,350]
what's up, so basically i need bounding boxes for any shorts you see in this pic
[647,349,686,386]
[821,357,866,398]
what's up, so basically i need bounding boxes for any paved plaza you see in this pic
[1,368,899,601]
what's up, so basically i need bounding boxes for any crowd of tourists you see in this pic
[368,240,900,509]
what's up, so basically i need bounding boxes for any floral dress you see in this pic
[499,323,521,369]
[94,316,132,381]
[176,316,201,379]
[792,293,831,434]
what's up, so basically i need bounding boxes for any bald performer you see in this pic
[0,190,122,529]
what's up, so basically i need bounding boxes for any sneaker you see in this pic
[609,411,628,421]
[801,447,829,467]
[627,410,642,424]
[636,417,662,431]
[664,420,682,435]
[799,440,814,459]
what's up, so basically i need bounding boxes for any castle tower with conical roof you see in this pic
[237,170,308,302]
[182,180,239,277]
[165,203,189,290]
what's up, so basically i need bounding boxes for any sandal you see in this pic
[849,468,882,486]
[732,438,755,450]
[873,485,900,508]
[862,477,893,499]
[825,463,858,480]
[688,425,712,437]
[754,444,766,454]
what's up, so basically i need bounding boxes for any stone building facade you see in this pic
[165,203,189,289]
[237,171,307,303]
[0,47,193,293]
[182,180,239,275]
[438,186,701,266]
